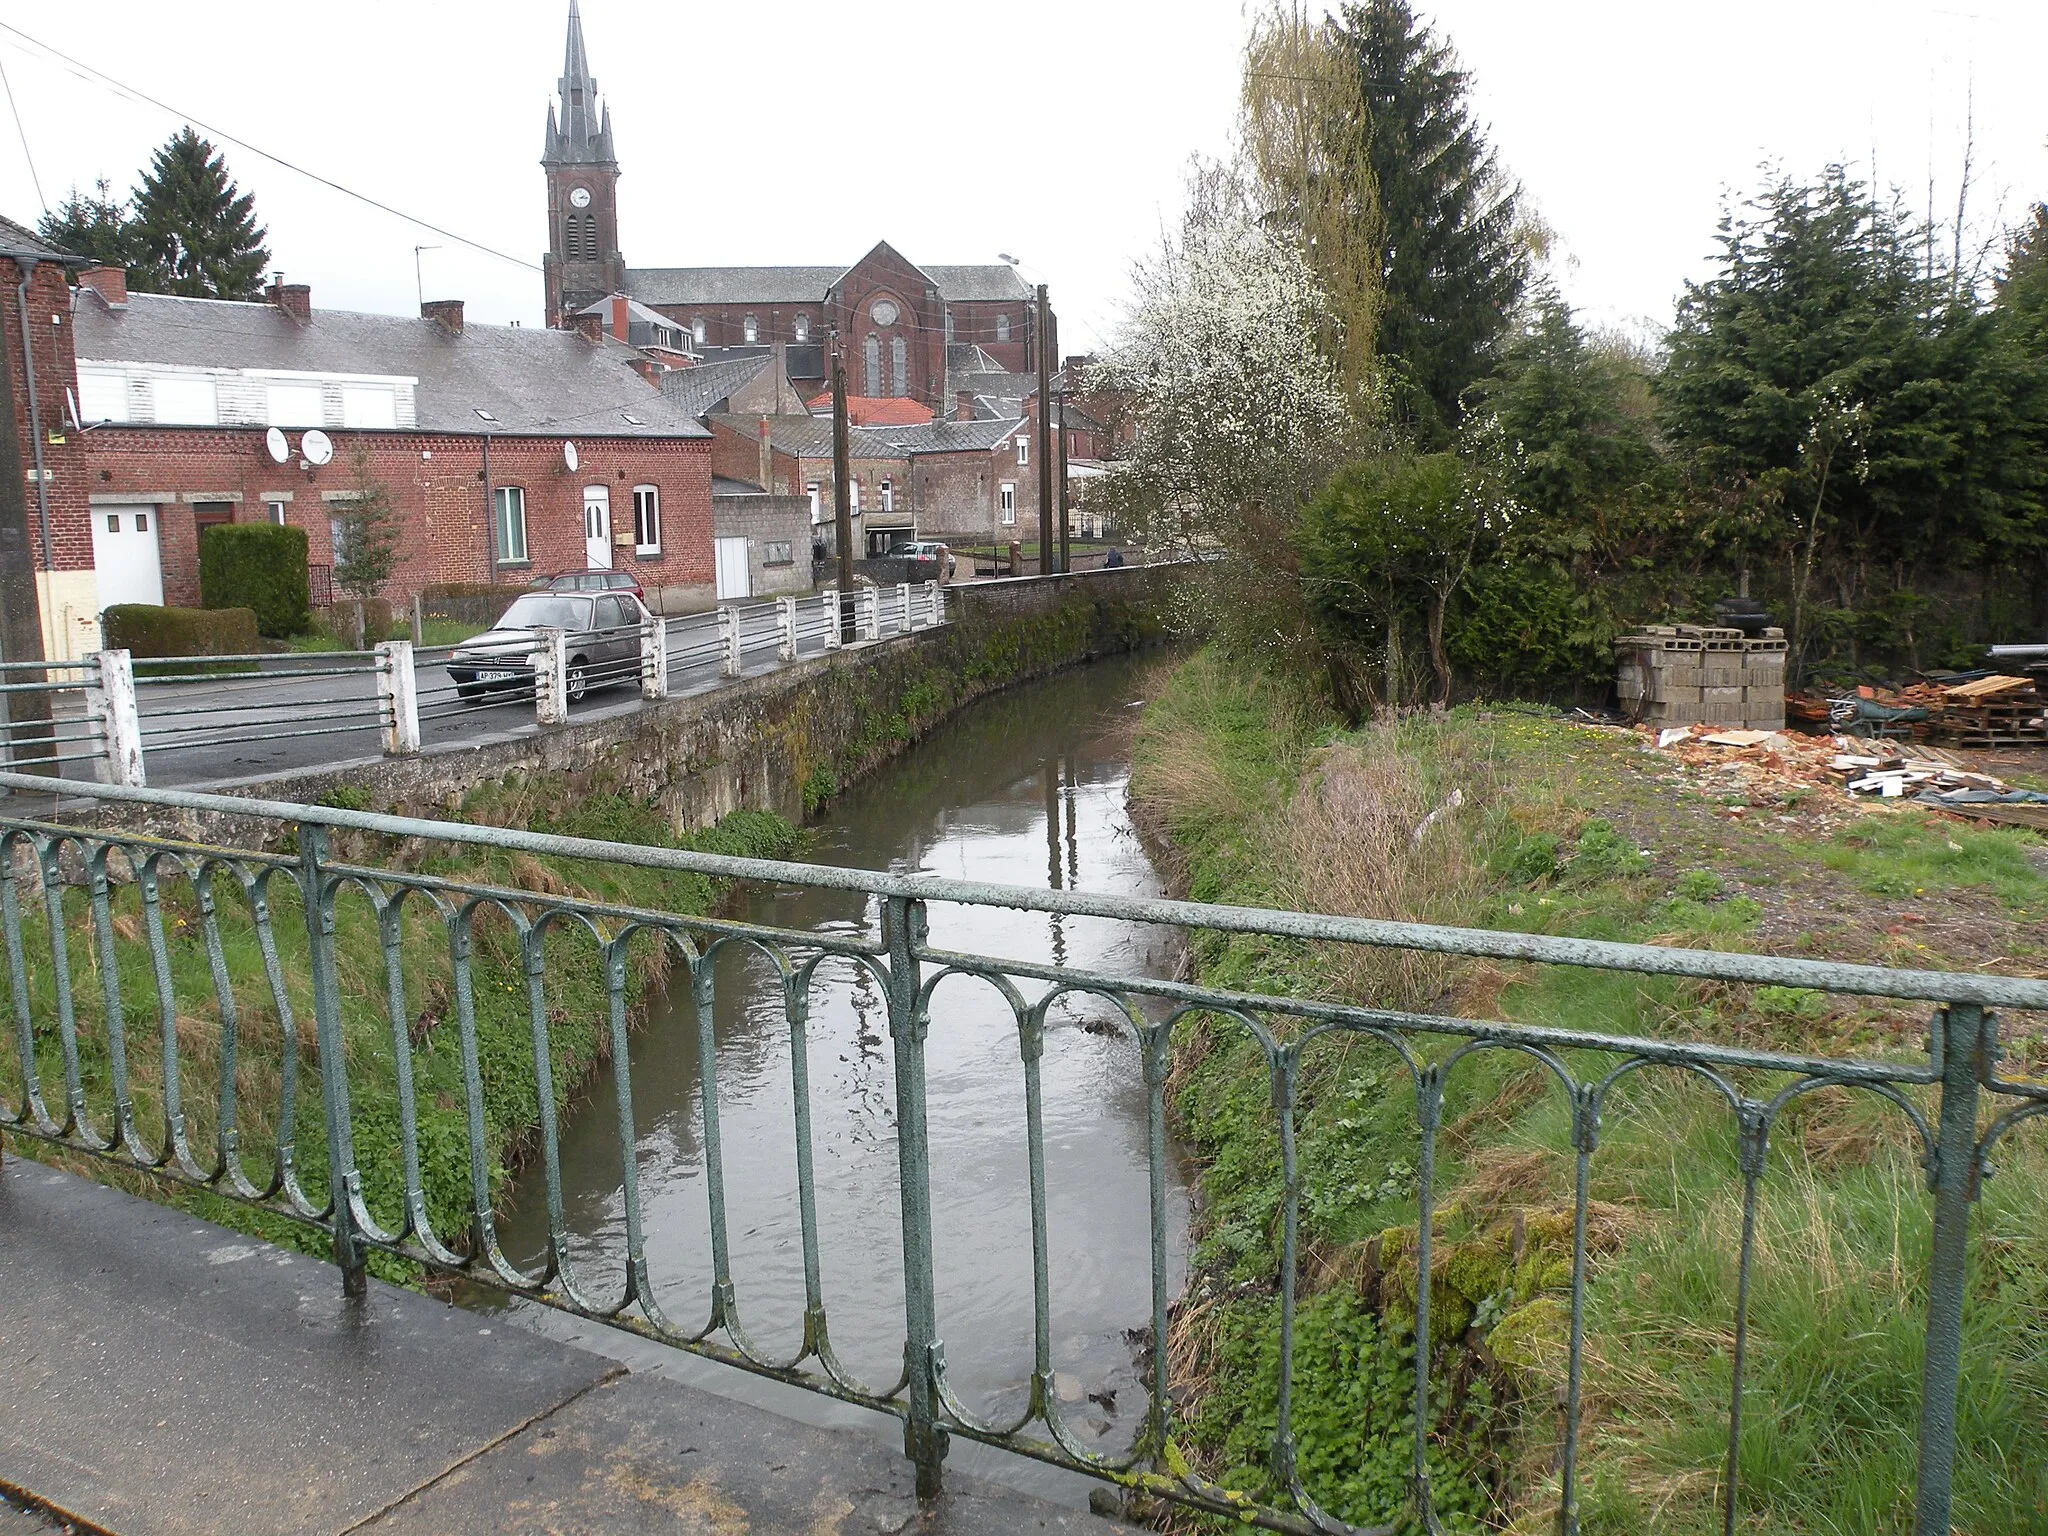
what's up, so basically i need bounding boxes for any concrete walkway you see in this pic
[0,1158,1122,1535]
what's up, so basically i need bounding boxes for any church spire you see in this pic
[545,1,615,166]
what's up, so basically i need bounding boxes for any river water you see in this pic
[492,653,1190,1466]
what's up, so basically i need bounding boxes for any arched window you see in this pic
[743,314,759,343]
[864,334,881,396]
[891,335,908,397]
[793,314,810,342]
[996,312,1011,343]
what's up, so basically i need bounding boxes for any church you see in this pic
[540,3,1056,414]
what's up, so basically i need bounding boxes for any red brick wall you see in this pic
[3,258,92,573]
[78,426,712,606]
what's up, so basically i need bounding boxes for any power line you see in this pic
[0,20,539,272]
[0,50,43,215]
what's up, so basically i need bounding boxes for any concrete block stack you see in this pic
[1616,625,1786,729]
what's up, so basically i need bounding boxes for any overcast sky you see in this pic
[1,2,2042,351]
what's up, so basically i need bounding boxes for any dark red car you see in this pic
[539,569,647,605]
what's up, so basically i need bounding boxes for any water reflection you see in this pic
[493,656,1189,1450]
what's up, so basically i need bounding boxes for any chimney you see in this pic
[610,293,630,343]
[757,416,773,492]
[421,298,465,335]
[955,390,975,423]
[573,311,604,343]
[77,265,128,309]
[267,279,312,324]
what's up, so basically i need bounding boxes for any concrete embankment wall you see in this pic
[94,565,1177,843]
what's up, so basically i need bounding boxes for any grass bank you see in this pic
[1131,648,2048,1533]
[0,782,799,1282]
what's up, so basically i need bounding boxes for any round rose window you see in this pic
[871,299,900,326]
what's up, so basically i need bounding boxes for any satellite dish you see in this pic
[301,429,334,467]
[265,426,290,464]
[562,441,580,472]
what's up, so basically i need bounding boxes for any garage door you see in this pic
[714,536,750,601]
[91,504,164,610]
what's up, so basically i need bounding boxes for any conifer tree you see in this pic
[1332,0,1525,444]
[128,128,270,300]
[38,178,136,267]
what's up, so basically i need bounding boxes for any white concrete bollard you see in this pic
[533,627,569,725]
[641,614,669,700]
[375,640,420,755]
[777,596,798,662]
[822,588,842,651]
[859,586,880,642]
[898,582,912,634]
[87,648,145,787]
[924,580,940,628]
[719,605,743,678]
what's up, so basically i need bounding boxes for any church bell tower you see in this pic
[542,1,624,328]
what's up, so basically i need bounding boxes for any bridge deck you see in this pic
[0,1157,1120,1535]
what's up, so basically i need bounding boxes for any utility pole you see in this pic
[1034,283,1053,574]
[0,282,53,773]
[831,334,855,640]
[1056,383,1070,578]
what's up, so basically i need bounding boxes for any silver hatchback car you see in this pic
[447,590,647,704]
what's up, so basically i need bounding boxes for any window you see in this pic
[341,386,396,429]
[692,317,706,344]
[1016,435,1029,466]
[594,595,627,630]
[154,374,219,425]
[265,500,288,527]
[851,479,862,513]
[881,479,894,513]
[743,314,759,343]
[136,512,148,532]
[793,314,809,342]
[77,370,127,424]
[864,334,881,396]
[105,514,118,533]
[944,307,954,341]
[996,313,1011,343]
[494,485,528,563]
[999,482,1016,525]
[266,382,323,427]
[632,484,661,552]
[329,513,349,568]
[891,334,907,397]
[763,541,794,566]
[806,482,821,524]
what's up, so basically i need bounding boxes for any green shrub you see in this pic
[1566,818,1648,881]
[1675,867,1724,902]
[198,523,310,637]
[103,603,259,661]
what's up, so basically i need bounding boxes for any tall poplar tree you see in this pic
[128,128,270,300]
[1333,0,1525,444]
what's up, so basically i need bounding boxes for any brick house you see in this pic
[538,5,1054,409]
[67,269,715,628]
[0,217,95,661]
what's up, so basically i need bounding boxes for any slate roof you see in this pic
[624,267,843,307]
[861,417,1024,455]
[923,265,1033,302]
[574,293,685,331]
[658,353,772,419]
[72,291,708,438]
[0,213,85,265]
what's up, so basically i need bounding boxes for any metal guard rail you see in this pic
[0,772,2033,1535]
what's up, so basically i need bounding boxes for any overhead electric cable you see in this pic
[0,20,538,271]
[0,51,44,215]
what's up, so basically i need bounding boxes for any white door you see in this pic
[584,486,612,570]
[714,536,751,601]
[91,504,164,609]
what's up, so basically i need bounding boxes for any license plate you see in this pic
[477,669,519,683]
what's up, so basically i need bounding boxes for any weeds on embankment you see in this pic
[1130,648,2048,1534]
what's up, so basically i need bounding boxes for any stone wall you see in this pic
[90,564,1178,847]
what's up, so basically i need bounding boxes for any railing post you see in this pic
[860,585,880,643]
[1915,1002,1991,1536]
[776,596,798,662]
[533,626,568,725]
[299,825,366,1299]
[883,894,946,1498]
[87,648,145,787]
[822,587,842,652]
[720,604,742,678]
[376,640,419,755]
[923,579,938,629]
[897,581,912,634]
[934,583,947,625]
[641,614,669,700]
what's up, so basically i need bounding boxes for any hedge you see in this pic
[199,523,311,637]
[103,604,260,660]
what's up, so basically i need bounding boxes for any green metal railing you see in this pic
[0,770,2040,1534]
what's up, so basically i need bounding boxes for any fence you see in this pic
[0,772,2036,1534]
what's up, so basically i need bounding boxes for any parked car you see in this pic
[447,590,648,704]
[536,569,648,604]
[892,540,954,578]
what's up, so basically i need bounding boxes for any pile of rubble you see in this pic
[1635,722,2036,817]
[1794,674,2048,746]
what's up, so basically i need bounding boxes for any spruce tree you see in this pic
[129,128,270,300]
[38,179,136,267]
[1333,0,1525,444]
